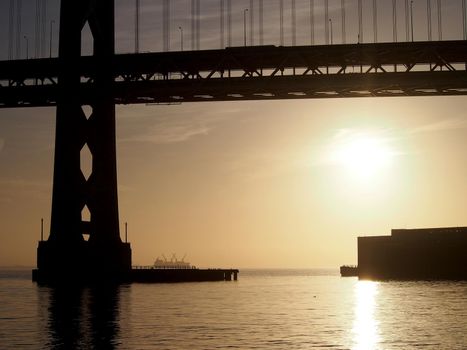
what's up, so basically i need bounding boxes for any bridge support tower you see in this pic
[34,0,131,283]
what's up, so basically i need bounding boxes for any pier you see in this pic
[131,267,239,283]
[32,266,239,284]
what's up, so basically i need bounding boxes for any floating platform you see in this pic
[32,267,239,284]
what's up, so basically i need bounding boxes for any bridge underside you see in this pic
[1,41,467,108]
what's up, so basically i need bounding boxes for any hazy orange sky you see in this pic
[1,1,467,268]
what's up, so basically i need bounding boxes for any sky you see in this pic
[1,0,467,268]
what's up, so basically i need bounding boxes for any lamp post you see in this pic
[178,26,184,51]
[329,18,333,44]
[243,8,249,47]
[24,35,29,59]
[49,20,55,58]
[410,0,414,42]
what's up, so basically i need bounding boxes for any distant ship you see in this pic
[340,265,358,277]
[153,254,192,269]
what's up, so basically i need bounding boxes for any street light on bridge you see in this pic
[243,8,249,47]
[178,26,184,51]
[49,20,55,58]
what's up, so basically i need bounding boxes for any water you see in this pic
[0,269,466,349]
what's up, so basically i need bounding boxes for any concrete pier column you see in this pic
[224,271,232,281]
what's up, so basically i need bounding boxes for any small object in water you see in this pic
[340,265,358,277]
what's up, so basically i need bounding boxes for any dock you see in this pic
[131,267,239,283]
[32,267,239,284]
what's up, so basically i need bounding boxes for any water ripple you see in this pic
[0,270,466,349]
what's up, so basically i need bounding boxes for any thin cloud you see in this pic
[133,120,210,144]
[408,118,467,134]
[224,151,307,182]
[0,138,4,153]
[0,178,51,202]
[120,114,226,145]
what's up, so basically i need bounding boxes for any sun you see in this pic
[330,130,394,180]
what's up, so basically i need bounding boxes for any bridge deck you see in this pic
[1,41,467,108]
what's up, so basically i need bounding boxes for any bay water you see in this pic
[0,269,466,349]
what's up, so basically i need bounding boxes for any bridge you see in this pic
[2,41,467,107]
[1,0,467,282]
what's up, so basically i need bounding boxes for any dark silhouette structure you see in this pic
[2,41,467,107]
[358,227,467,280]
[339,265,358,277]
[34,0,131,283]
[2,0,467,283]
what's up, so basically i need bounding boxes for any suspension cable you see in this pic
[358,0,362,43]
[427,0,432,41]
[220,0,224,48]
[292,0,296,46]
[280,0,284,46]
[259,0,264,45]
[8,0,14,60]
[310,0,314,45]
[393,0,397,42]
[135,0,139,53]
[16,0,22,59]
[250,0,254,46]
[341,0,346,44]
[405,0,409,41]
[373,0,378,43]
[437,0,442,40]
[325,0,329,44]
[463,0,466,40]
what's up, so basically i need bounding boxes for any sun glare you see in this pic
[330,131,394,180]
[352,281,380,350]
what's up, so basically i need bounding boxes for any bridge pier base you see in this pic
[34,241,132,283]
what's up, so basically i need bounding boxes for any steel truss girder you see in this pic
[2,69,467,107]
[1,41,467,108]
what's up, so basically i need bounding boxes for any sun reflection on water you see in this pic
[352,281,380,350]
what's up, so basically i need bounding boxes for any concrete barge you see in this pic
[358,227,467,280]
[32,267,239,284]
